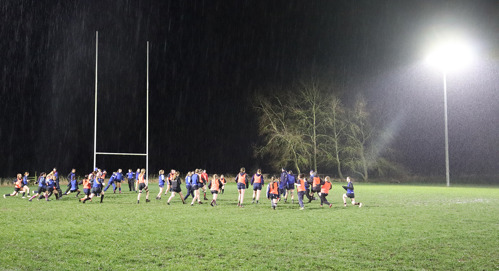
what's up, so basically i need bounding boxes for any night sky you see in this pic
[1,0,498,178]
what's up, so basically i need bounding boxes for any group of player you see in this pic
[4,167,362,209]
[233,167,362,210]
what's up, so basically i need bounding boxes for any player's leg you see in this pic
[157,187,163,199]
[178,192,185,204]
[167,192,175,204]
[256,189,261,203]
[240,189,245,206]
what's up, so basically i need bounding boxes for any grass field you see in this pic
[0,182,498,270]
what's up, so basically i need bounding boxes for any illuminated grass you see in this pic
[0,183,498,270]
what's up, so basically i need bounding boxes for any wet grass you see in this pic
[0,183,498,270]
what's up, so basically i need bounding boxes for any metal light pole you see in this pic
[442,70,450,187]
[426,36,473,187]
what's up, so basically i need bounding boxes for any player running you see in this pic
[309,171,324,202]
[136,169,150,204]
[115,169,124,193]
[165,169,176,197]
[267,176,280,210]
[3,173,24,199]
[82,172,105,203]
[156,170,166,200]
[190,169,203,205]
[64,169,81,197]
[279,168,288,200]
[29,173,47,201]
[45,174,60,201]
[235,167,249,207]
[295,173,307,210]
[208,174,223,206]
[79,175,92,202]
[320,176,333,208]
[135,168,140,193]
[183,171,194,201]
[251,169,264,204]
[167,171,185,205]
[285,170,295,203]
[103,172,117,192]
[220,174,227,194]
[342,177,362,208]
[200,169,209,200]
[20,172,30,198]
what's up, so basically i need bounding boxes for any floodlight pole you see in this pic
[443,70,450,187]
[93,31,98,170]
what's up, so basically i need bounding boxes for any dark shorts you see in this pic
[115,180,122,183]
[84,188,91,196]
[286,184,295,190]
[37,187,46,194]
[47,187,55,193]
[91,187,102,194]
[138,183,147,191]
[158,183,165,188]
[269,193,279,199]
[172,187,181,193]
[253,183,262,191]
[237,183,246,190]
[312,185,321,193]
[346,193,355,198]
[198,182,204,188]
[69,189,78,193]
[211,190,218,194]
[14,188,20,192]
[192,185,199,190]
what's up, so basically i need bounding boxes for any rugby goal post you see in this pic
[92,31,150,182]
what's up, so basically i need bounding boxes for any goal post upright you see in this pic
[92,32,150,179]
[93,31,98,170]
[146,41,149,183]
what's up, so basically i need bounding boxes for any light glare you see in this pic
[426,38,474,71]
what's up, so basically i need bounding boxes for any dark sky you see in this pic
[1,0,498,177]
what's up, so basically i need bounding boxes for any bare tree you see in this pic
[324,95,347,179]
[292,81,331,172]
[254,94,311,174]
[344,95,377,181]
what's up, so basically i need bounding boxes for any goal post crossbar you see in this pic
[95,152,147,156]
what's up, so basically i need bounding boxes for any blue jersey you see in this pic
[70,179,78,190]
[287,174,296,186]
[135,171,140,180]
[47,178,55,189]
[159,174,165,186]
[191,174,199,186]
[93,178,101,188]
[127,172,134,179]
[345,182,354,194]
[279,172,288,189]
[23,176,28,186]
[108,174,116,183]
[116,172,123,181]
[38,177,46,188]
[185,175,191,186]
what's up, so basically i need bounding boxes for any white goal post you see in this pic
[92,31,150,182]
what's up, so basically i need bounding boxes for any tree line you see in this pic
[253,80,406,181]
